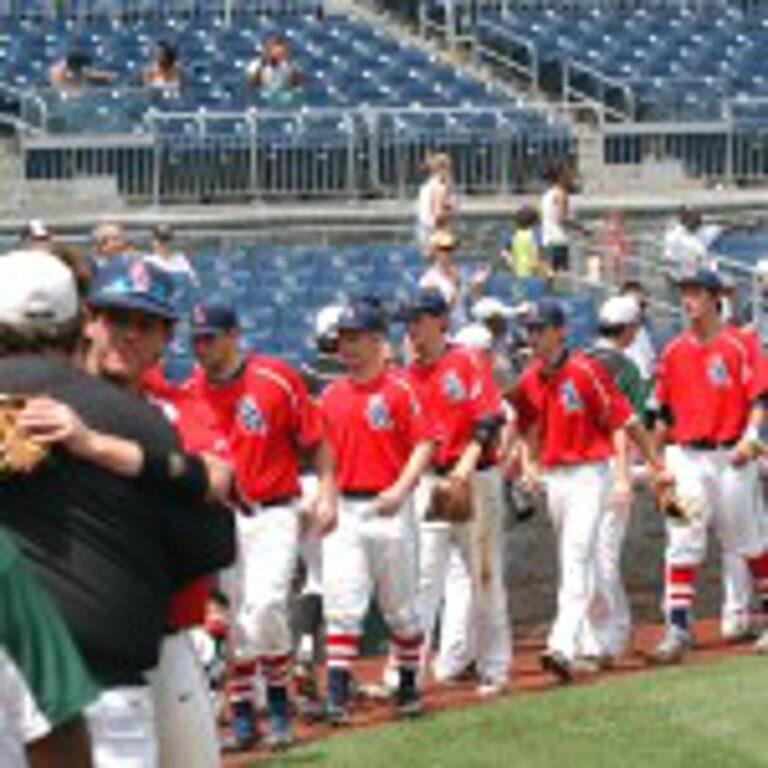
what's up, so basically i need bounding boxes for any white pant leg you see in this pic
[231,505,300,660]
[367,497,422,640]
[148,633,218,768]
[581,497,632,658]
[322,501,372,638]
[715,456,764,559]
[300,528,324,597]
[464,468,511,682]
[546,463,610,661]
[721,552,753,635]
[87,687,157,768]
[434,549,475,680]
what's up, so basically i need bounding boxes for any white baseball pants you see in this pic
[323,496,421,642]
[417,468,511,684]
[544,461,611,662]
[230,504,300,660]
[148,632,218,768]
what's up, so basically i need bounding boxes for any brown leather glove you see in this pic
[425,476,474,523]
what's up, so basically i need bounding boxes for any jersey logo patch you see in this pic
[560,379,583,413]
[442,371,467,402]
[237,396,267,435]
[707,355,730,387]
[367,394,392,431]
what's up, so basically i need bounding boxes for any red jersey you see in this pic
[320,368,431,493]
[513,350,633,468]
[656,325,766,445]
[142,376,234,630]
[190,355,322,503]
[407,345,502,469]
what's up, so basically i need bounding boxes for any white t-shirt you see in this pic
[540,186,568,247]
[145,252,197,281]
[662,222,719,275]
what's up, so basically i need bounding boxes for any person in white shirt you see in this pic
[415,153,457,253]
[662,207,720,278]
[539,164,573,273]
[145,225,197,283]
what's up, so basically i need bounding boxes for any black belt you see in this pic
[681,439,738,451]
[341,490,380,500]
[434,459,494,476]
[239,494,298,516]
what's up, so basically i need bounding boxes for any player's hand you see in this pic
[611,477,633,511]
[201,453,233,505]
[372,487,405,517]
[520,467,542,495]
[17,397,91,454]
[730,438,762,468]
[310,490,338,536]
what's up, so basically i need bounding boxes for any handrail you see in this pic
[474,17,540,90]
[562,56,636,123]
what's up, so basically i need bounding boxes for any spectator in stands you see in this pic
[145,225,196,281]
[540,162,574,274]
[599,209,631,284]
[419,229,488,328]
[415,152,457,253]
[49,50,115,91]
[503,205,541,279]
[246,36,302,105]
[19,219,54,252]
[142,41,182,93]
[619,280,657,412]
[662,206,719,277]
[91,221,131,267]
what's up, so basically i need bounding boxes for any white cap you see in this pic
[472,297,513,322]
[23,219,51,241]
[315,304,344,340]
[757,258,768,278]
[599,295,640,327]
[0,250,78,328]
[453,323,493,351]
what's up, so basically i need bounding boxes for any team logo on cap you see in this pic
[238,396,267,435]
[707,355,730,387]
[442,371,467,403]
[367,394,392,431]
[560,380,583,413]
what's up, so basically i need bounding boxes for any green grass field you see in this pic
[264,657,768,768]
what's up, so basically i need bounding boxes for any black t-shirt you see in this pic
[0,356,235,686]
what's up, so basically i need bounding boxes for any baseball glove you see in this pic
[655,484,700,523]
[425,476,474,524]
[0,395,49,476]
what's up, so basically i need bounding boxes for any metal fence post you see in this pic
[247,109,258,199]
[148,110,161,208]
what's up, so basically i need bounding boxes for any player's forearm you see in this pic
[73,428,144,476]
[310,440,338,501]
[391,441,435,499]
[625,418,663,472]
[612,428,631,487]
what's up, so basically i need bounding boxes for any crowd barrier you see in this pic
[20,106,574,203]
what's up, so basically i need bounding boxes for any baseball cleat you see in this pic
[325,702,351,727]
[539,650,573,684]
[648,627,692,665]
[722,621,760,645]
[476,677,509,698]
[395,688,424,718]
[753,629,768,654]
[223,700,258,752]
[264,722,295,752]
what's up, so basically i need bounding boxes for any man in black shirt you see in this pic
[0,250,234,765]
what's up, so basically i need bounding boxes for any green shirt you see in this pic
[0,529,98,729]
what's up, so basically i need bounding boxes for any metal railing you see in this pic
[19,104,573,203]
[0,0,322,21]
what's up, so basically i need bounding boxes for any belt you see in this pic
[239,494,298,516]
[681,439,738,451]
[434,458,494,476]
[340,490,380,500]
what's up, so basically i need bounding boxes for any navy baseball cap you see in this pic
[397,288,449,322]
[191,302,238,337]
[336,298,388,334]
[675,269,723,293]
[89,256,178,320]
[521,298,567,329]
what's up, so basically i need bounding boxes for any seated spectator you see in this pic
[145,225,195,281]
[49,50,115,91]
[246,36,302,105]
[91,221,132,268]
[19,219,53,252]
[662,206,719,277]
[141,41,182,92]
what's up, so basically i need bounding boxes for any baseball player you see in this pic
[186,300,336,750]
[319,297,433,722]
[652,269,768,663]
[578,295,649,666]
[513,299,664,682]
[403,288,510,696]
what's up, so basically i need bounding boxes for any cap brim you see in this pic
[90,293,178,321]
